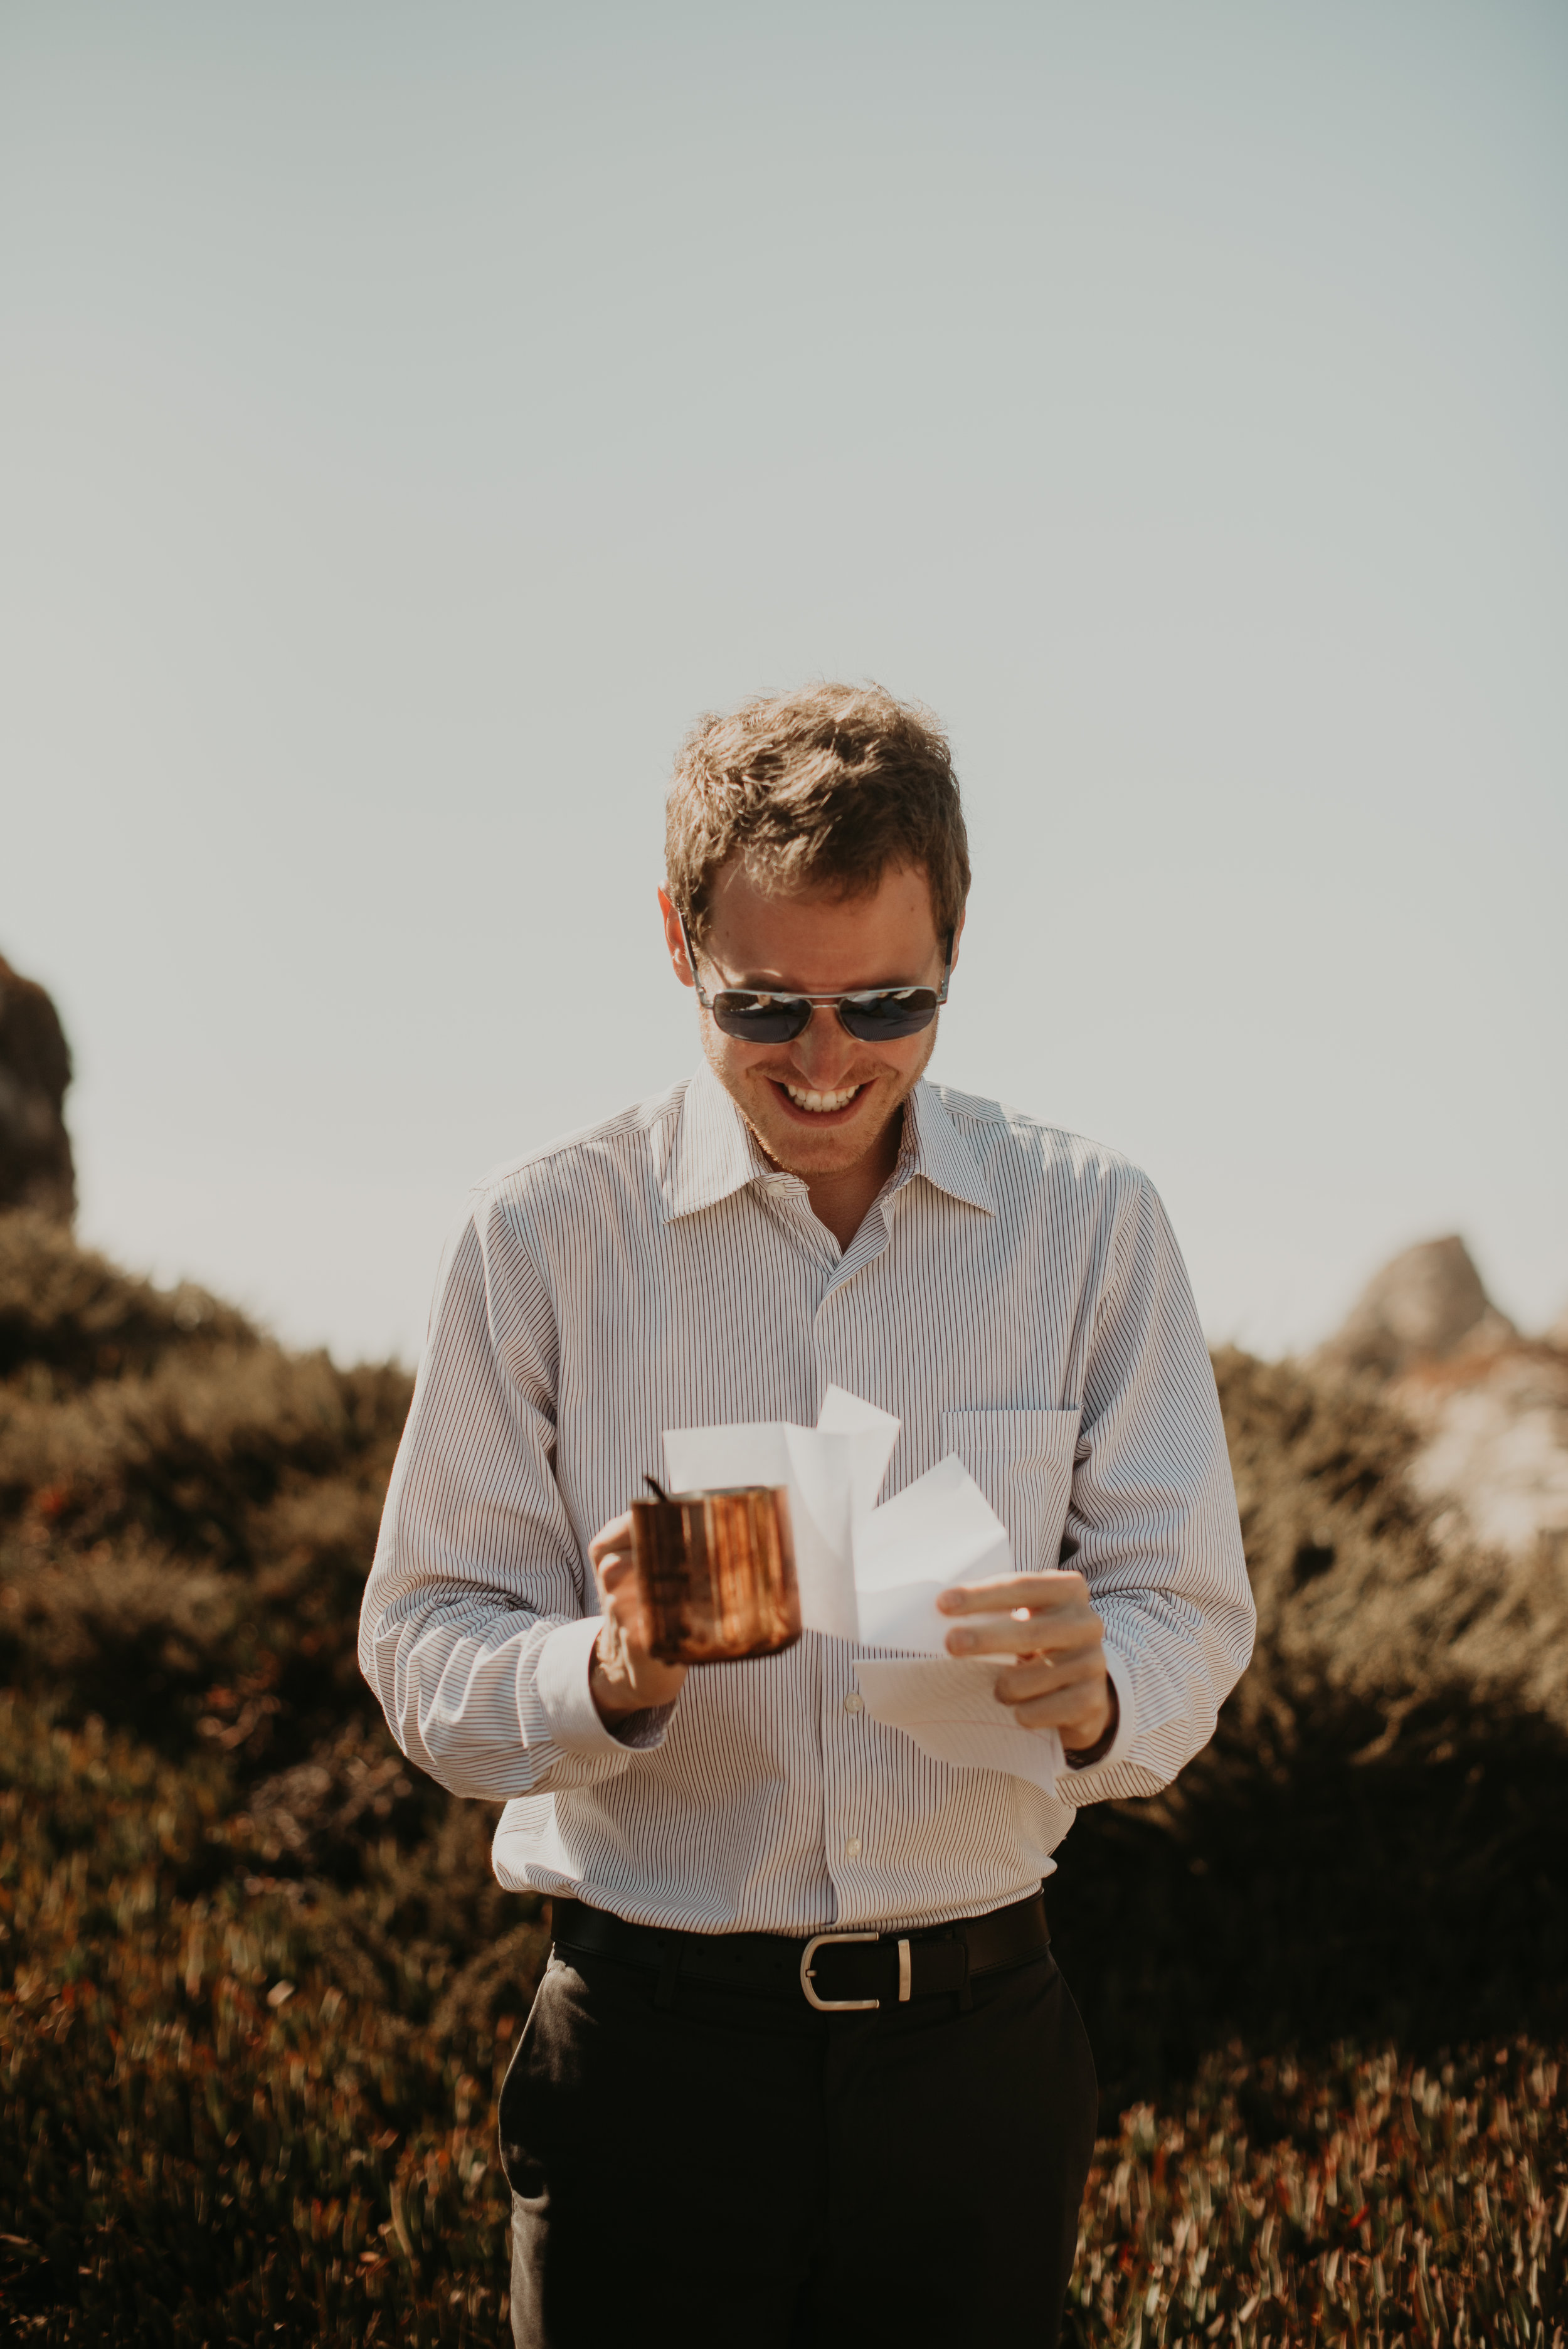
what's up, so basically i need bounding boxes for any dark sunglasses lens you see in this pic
[711,993,812,1042]
[838,990,941,1041]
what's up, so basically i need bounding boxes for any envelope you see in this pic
[659,1386,1062,1793]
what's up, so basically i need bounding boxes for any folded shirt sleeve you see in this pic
[1056,1169,1256,1806]
[358,1190,674,1800]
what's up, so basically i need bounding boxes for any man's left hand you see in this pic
[936,1570,1115,1752]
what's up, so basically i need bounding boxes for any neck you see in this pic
[796,1105,906,1251]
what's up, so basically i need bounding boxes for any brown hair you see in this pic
[665,682,970,946]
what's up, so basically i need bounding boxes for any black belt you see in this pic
[549,1889,1050,2013]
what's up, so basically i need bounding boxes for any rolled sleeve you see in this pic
[532,1617,676,1758]
[534,1617,620,1754]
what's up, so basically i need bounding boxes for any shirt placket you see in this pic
[750,1151,931,1921]
[805,1167,916,1921]
[747,1161,918,1917]
[753,1172,841,1279]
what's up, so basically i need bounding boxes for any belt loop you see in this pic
[956,1935,973,2014]
[655,1936,682,2012]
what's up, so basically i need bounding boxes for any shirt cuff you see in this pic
[1064,1643,1136,1774]
[533,1616,677,1759]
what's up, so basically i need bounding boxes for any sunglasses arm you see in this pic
[675,908,716,1008]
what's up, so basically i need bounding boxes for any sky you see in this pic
[3,0,1565,1368]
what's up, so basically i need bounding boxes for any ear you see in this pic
[947,905,967,976]
[657,886,697,989]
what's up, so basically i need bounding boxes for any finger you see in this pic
[936,1571,1087,1616]
[591,1550,630,1598]
[943,1608,1100,1660]
[589,1511,635,1566]
[992,1652,1104,1706]
[997,1670,1110,1732]
[1007,1684,1110,1736]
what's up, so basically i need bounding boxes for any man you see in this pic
[361,683,1254,2346]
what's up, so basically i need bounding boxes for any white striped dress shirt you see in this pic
[360,1062,1254,1936]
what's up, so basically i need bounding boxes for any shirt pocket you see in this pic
[941,1408,1082,1576]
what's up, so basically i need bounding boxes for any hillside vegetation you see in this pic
[1,1209,1564,2344]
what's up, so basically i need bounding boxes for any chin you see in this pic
[755,1129,871,1178]
[744,1090,891,1174]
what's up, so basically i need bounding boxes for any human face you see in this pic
[659,861,957,1180]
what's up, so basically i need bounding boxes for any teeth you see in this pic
[783,1083,859,1113]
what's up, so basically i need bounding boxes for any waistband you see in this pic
[549,1889,1051,2013]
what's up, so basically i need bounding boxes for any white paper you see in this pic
[814,1384,901,1523]
[850,1453,1013,1654]
[852,1658,1066,1793]
[658,1387,1062,1793]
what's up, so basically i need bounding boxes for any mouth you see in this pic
[768,1077,871,1124]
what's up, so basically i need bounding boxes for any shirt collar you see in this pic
[893,1079,995,1216]
[659,1063,995,1223]
[658,1059,773,1221]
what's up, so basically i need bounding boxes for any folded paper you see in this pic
[660,1387,1061,1791]
[852,1659,1066,1794]
[851,1452,1013,1653]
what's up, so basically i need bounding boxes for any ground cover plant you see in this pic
[1,1207,1564,2342]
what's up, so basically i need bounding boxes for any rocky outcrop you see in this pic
[0,954,75,1222]
[1316,1235,1568,1565]
[1313,1234,1515,1382]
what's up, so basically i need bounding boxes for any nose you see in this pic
[788,1004,860,1085]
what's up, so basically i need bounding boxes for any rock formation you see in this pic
[1313,1234,1516,1382]
[0,953,75,1222]
[1316,1234,1568,1565]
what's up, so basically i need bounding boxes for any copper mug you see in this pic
[628,1485,802,1664]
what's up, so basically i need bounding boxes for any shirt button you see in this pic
[845,1835,862,1859]
[843,1690,864,1715]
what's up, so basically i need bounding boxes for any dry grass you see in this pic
[1069,2044,1566,2347]
[1,1211,1564,2341]
[1,1696,539,2344]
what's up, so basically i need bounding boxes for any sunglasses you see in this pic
[677,909,953,1044]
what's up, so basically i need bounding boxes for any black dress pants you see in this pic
[500,1931,1098,2347]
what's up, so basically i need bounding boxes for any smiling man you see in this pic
[361,682,1254,2348]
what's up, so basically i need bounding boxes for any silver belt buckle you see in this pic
[799,1929,882,2011]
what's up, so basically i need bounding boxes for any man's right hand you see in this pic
[587,1512,689,1726]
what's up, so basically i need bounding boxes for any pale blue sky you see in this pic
[4,1,1565,1363]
